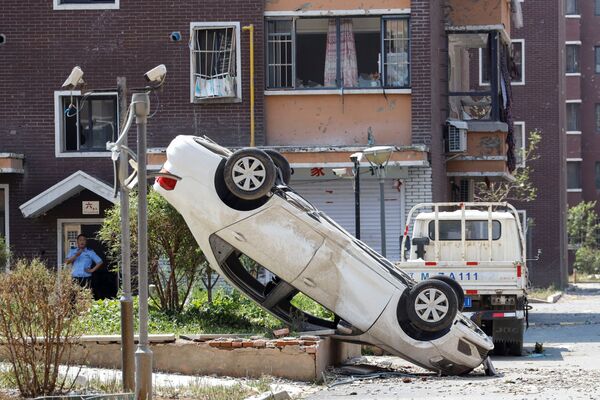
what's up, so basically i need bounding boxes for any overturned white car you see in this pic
[154,135,494,375]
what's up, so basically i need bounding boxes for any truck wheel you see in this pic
[406,280,458,332]
[264,149,291,185]
[430,275,465,312]
[224,148,277,200]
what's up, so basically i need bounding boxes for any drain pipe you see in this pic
[243,24,255,147]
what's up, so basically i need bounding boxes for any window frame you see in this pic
[264,14,410,92]
[449,31,500,121]
[567,159,583,192]
[54,90,119,158]
[595,162,600,190]
[189,21,243,103]
[566,101,581,133]
[428,219,502,241]
[513,121,526,168]
[596,0,600,15]
[53,0,119,10]
[566,43,581,74]
[595,103,600,133]
[596,46,600,74]
[0,184,8,272]
[565,0,579,15]
[478,39,525,86]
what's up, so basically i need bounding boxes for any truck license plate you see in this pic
[464,296,472,309]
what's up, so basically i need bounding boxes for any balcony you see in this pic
[446,0,513,34]
[0,153,24,174]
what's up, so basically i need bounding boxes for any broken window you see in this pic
[480,39,524,85]
[266,16,409,90]
[449,32,499,121]
[60,94,118,153]
[191,23,240,101]
[566,44,580,74]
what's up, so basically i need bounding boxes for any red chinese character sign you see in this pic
[310,167,325,177]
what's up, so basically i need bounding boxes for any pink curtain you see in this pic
[324,19,358,87]
[324,19,337,86]
[340,18,358,87]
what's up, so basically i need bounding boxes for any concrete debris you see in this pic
[244,390,291,400]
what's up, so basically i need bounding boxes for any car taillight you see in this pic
[156,169,177,191]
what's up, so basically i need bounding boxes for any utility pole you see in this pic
[117,77,135,393]
[133,92,152,400]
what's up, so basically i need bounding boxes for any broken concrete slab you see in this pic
[244,391,291,400]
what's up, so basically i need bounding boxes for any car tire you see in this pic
[224,148,277,200]
[406,280,458,332]
[430,275,465,312]
[264,149,292,185]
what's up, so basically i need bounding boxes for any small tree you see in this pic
[568,201,600,275]
[0,259,92,397]
[99,189,210,314]
[474,130,542,203]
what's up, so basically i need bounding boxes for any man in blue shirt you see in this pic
[65,234,104,289]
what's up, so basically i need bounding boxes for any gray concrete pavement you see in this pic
[305,283,600,400]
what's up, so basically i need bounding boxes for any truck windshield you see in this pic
[428,220,501,241]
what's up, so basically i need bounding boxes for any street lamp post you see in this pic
[133,92,153,400]
[350,152,363,240]
[363,146,394,258]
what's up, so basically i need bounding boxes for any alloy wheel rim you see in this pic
[232,156,266,191]
[414,288,449,323]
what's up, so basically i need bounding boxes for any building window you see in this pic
[190,22,242,102]
[596,46,600,74]
[596,104,600,133]
[567,161,582,190]
[596,0,600,15]
[450,32,503,121]
[566,0,579,15]
[510,40,525,84]
[596,162,600,189]
[0,185,7,247]
[479,39,524,85]
[53,0,118,10]
[514,121,526,168]
[265,16,409,90]
[566,44,580,74]
[54,91,118,157]
[567,103,581,132]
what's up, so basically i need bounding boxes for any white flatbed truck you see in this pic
[396,202,529,355]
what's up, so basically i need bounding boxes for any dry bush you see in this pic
[0,259,92,397]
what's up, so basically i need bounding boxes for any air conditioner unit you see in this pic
[447,120,468,153]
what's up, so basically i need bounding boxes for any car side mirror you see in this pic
[412,237,430,259]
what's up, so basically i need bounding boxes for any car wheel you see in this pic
[406,280,458,332]
[224,148,277,200]
[264,149,292,185]
[430,275,465,312]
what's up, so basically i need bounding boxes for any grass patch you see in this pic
[528,285,559,300]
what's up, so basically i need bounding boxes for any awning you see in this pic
[20,171,118,218]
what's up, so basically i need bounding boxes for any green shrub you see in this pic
[573,246,600,275]
[0,237,8,269]
[0,259,92,397]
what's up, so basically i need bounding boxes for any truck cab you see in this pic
[397,202,529,356]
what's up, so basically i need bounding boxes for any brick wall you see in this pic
[404,166,433,232]
[511,0,568,287]
[0,1,264,265]
[410,0,448,202]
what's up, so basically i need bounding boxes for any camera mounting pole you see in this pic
[117,76,135,393]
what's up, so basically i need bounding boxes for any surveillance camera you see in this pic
[62,66,84,89]
[332,168,348,177]
[144,64,167,83]
[350,152,363,163]
[169,31,182,41]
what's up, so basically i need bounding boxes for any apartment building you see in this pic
[0,0,566,291]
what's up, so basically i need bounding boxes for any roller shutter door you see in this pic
[292,179,404,261]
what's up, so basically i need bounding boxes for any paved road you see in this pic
[305,283,600,400]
